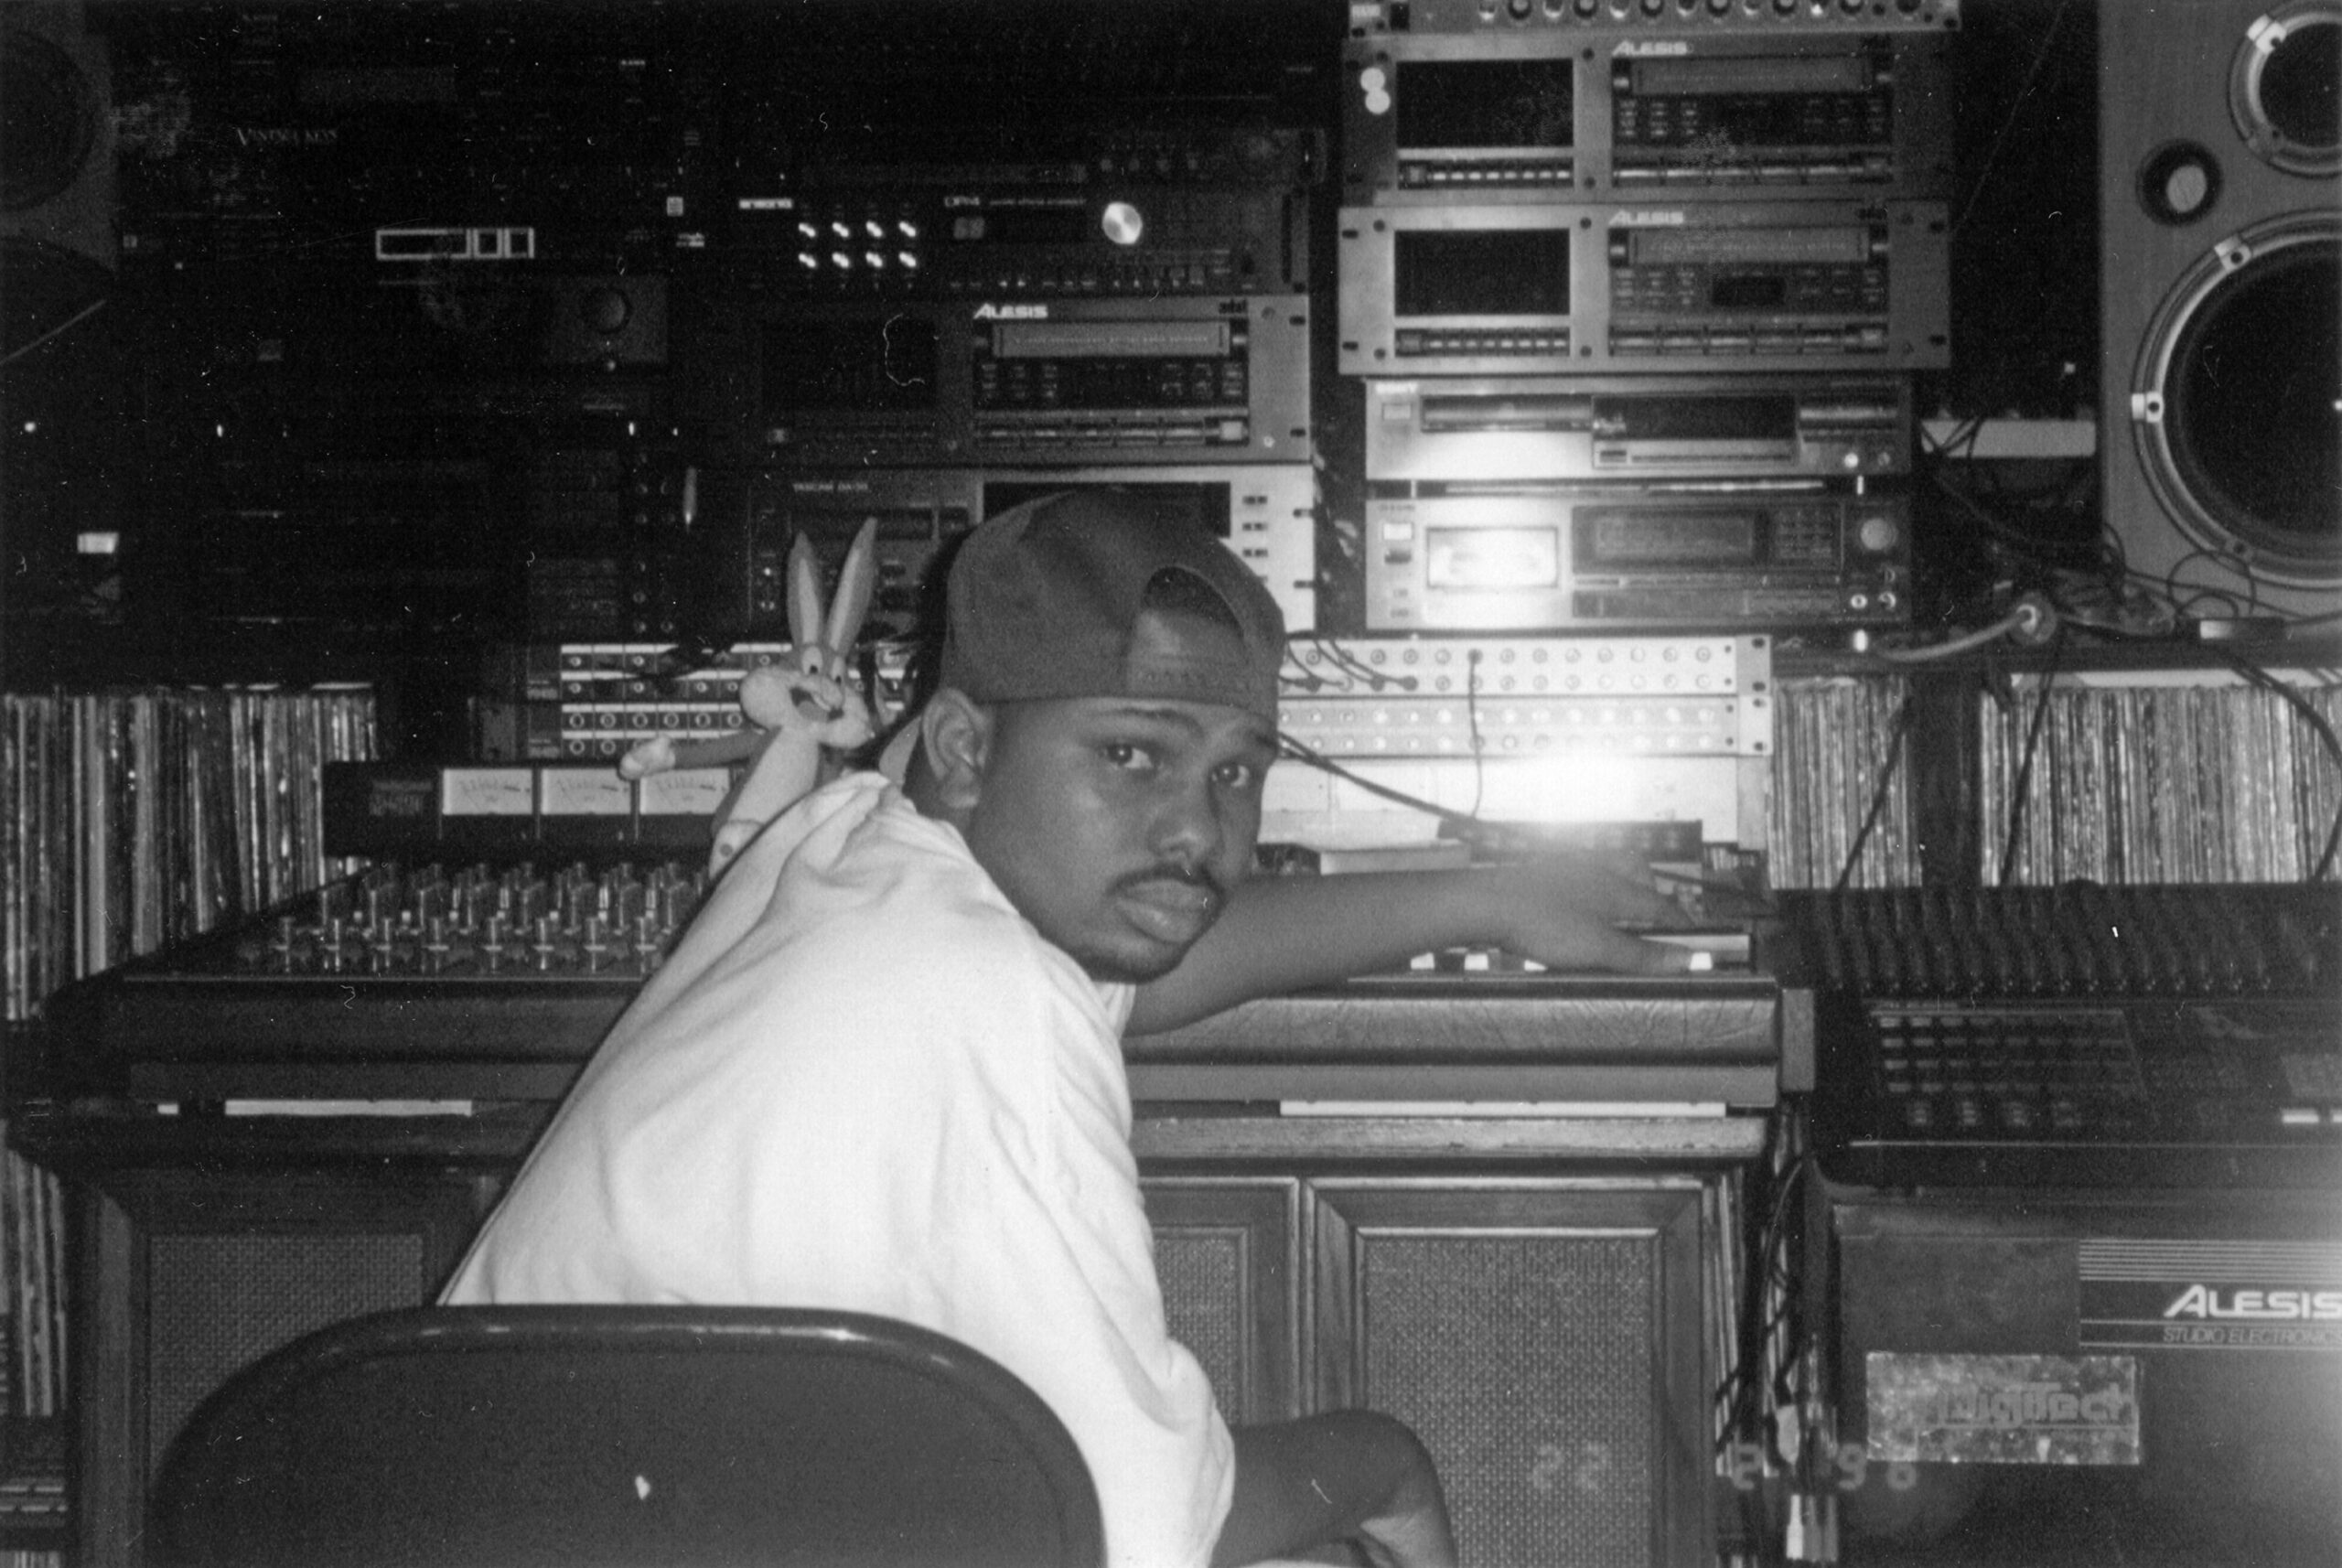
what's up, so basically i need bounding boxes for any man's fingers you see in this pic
[1601,930,1703,974]
[1631,935,1705,974]
[1521,926,1704,975]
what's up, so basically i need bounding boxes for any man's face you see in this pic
[960,692,1277,984]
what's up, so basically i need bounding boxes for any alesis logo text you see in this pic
[972,304,1049,321]
[2162,1285,2342,1321]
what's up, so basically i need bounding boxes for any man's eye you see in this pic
[1214,760,1262,792]
[1101,741,1155,771]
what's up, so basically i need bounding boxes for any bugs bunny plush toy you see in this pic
[620,518,878,877]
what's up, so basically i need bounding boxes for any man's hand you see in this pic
[1215,1412,1457,1568]
[1482,854,1702,975]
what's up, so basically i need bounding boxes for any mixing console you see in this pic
[1770,883,2337,999]
[235,861,709,982]
[1770,883,2342,1189]
[38,856,1787,1112]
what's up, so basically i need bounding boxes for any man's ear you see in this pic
[913,688,994,819]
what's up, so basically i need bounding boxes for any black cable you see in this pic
[1917,413,1986,461]
[1996,626,2068,886]
[2165,644,2339,877]
[1312,635,1411,693]
[2160,546,2261,620]
[2070,625,2342,882]
[0,296,109,370]
[1279,641,1332,693]
[1950,0,2079,239]
[1833,693,1917,895]
[1720,1152,1810,1437]
[2231,663,2342,881]
[1926,458,2104,574]
[1274,731,1488,840]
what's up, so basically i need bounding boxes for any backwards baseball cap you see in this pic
[937,489,1286,724]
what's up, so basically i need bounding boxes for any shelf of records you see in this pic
[1770,667,2342,890]
[1,687,380,1475]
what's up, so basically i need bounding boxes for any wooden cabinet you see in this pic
[1144,1151,1729,1568]
[32,1114,1750,1568]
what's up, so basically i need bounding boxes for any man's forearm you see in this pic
[1129,859,1696,1035]
[1132,870,1501,1033]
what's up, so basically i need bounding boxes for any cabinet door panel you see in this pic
[74,1175,481,1568]
[1144,1176,1302,1423]
[1311,1179,1710,1568]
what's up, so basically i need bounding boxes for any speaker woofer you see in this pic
[2229,1,2342,176]
[2126,213,2341,589]
[0,23,102,213]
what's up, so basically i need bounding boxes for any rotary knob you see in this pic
[1100,201,1145,247]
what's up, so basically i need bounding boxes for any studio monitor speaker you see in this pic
[1,0,115,358]
[2099,0,2340,623]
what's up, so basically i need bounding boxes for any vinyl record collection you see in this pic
[1981,675,2342,886]
[1768,677,1920,891]
[1,692,376,1443]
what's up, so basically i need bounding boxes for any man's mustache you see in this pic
[1115,864,1229,904]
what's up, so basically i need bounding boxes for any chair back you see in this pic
[149,1305,1105,1568]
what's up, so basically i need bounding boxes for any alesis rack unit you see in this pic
[1341,29,1954,201]
[1338,199,1950,374]
[685,295,1313,467]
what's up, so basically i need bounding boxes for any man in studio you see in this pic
[443,489,1696,1567]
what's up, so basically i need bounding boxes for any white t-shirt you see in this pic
[442,773,1235,1568]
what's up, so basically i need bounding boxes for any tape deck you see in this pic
[1364,484,1909,632]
